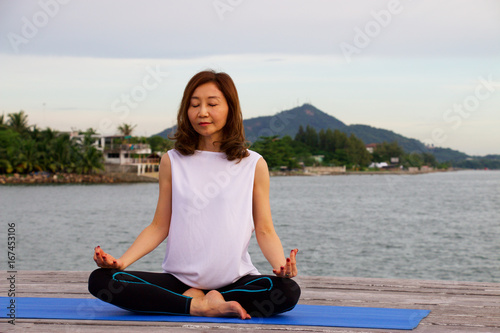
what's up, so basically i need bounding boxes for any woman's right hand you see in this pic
[93,246,123,269]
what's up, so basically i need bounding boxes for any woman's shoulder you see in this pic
[166,148,179,155]
[161,149,181,168]
[245,150,266,172]
[246,149,262,160]
[164,149,183,160]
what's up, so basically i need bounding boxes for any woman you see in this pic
[88,70,300,319]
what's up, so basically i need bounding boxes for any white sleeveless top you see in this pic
[162,149,262,289]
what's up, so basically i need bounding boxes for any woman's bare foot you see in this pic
[190,290,251,319]
[183,288,205,298]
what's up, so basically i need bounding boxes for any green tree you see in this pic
[0,113,5,129]
[118,123,137,137]
[332,149,349,166]
[0,111,105,175]
[17,138,42,173]
[36,128,60,172]
[73,132,104,174]
[346,134,372,167]
[148,136,173,153]
[319,129,347,165]
[332,129,347,150]
[52,133,73,172]
[295,125,306,143]
[289,139,315,166]
[7,110,30,134]
[403,152,423,168]
[318,129,326,150]
[304,125,319,149]
[323,128,336,152]
[251,136,299,169]
[421,152,437,167]
[80,128,98,135]
[372,141,405,163]
[0,129,20,173]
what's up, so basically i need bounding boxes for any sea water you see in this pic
[1,170,498,282]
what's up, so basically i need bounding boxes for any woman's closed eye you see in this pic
[191,104,217,108]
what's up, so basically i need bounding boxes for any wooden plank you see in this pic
[2,271,499,332]
[6,320,420,333]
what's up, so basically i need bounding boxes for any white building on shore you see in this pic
[69,133,159,175]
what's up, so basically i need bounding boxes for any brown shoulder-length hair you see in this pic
[171,70,249,161]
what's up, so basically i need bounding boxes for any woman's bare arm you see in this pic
[253,158,298,278]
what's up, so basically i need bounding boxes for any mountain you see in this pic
[426,147,469,162]
[244,104,347,142]
[153,104,469,162]
[154,104,347,141]
[155,126,176,140]
[345,124,428,154]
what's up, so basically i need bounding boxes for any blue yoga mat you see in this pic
[1,297,429,330]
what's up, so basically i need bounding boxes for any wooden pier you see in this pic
[2,271,499,332]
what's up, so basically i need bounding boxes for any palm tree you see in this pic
[117,123,137,137]
[16,139,42,173]
[73,132,104,174]
[0,128,20,173]
[52,133,72,172]
[36,128,59,172]
[80,128,98,135]
[7,111,30,134]
[80,146,104,174]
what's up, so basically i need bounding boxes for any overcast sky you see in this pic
[1,0,499,155]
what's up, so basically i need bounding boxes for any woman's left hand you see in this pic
[273,249,298,278]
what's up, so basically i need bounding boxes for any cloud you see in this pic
[1,0,499,58]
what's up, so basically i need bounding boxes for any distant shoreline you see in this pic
[1,168,462,185]
[0,172,158,185]
[269,168,455,177]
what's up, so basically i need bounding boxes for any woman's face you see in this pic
[188,82,229,142]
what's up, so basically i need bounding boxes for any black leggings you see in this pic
[88,269,300,318]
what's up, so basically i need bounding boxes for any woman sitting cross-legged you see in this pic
[88,70,300,319]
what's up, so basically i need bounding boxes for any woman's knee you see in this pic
[248,278,301,317]
[88,268,121,299]
[278,278,301,310]
[88,268,104,296]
